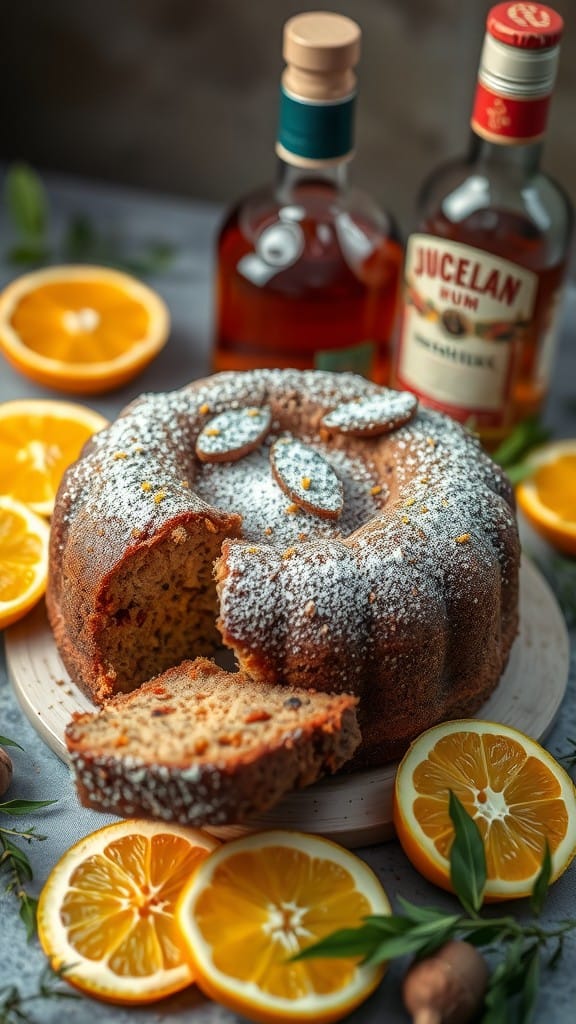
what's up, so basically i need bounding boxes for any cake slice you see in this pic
[65,658,360,827]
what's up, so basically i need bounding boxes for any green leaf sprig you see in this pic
[0,737,56,940]
[492,417,551,485]
[294,792,576,1023]
[0,965,79,1024]
[4,163,176,276]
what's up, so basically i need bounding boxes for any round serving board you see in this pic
[5,557,570,847]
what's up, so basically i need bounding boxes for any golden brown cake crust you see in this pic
[48,370,520,769]
[65,658,360,826]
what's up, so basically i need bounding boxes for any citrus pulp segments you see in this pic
[176,829,391,1024]
[394,719,576,901]
[516,439,576,556]
[0,398,108,516]
[0,265,170,394]
[0,496,50,628]
[37,819,219,1004]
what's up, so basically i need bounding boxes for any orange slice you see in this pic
[393,719,576,902]
[0,398,108,516]
[516,439,576,555]
[0,265,170,394]
[0,496,50,629]
[37,819,219,1004]
[176,829,391,1024]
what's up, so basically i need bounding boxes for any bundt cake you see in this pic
[47,369,520,769]
[65,658,360,826]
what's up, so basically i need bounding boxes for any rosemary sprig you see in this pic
[4,163,176,276]
[0,739,57,940]
[294,792,576,1023]
[0,965,79,1024]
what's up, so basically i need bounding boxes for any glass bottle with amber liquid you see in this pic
[213,12,403,384]
[393,2,573,446]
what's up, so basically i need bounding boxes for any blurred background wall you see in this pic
[2,0,574,234]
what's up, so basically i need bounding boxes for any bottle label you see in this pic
[276,86,355,165]
[471,82,551,143]
[395,235,537,428]
[315,341,375,376]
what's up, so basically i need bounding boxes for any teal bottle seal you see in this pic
[277,85,356,162]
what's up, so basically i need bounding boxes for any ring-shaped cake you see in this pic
[47,369,520,770]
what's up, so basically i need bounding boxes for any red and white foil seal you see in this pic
[471,3,563,143]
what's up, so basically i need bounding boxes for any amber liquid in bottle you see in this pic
[395,137,573,447]
[214,165,403,384]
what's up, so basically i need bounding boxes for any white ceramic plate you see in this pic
[5,557,569,847]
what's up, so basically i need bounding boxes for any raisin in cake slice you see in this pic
[65,658,360,827]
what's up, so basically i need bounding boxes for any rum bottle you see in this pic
[393,2,573,445]
[213,12,403,384]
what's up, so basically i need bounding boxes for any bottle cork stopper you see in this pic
[282,12,361,101]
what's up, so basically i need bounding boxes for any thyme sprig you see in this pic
[0,738,56,940]
[294,792,576,1023]
[0,965,79,1024]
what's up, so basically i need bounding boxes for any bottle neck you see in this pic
[275,157,349,201]
[467,131,544,176]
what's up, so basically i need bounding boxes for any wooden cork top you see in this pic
[282,12,361,101]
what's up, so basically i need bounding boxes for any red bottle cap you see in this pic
[487,4,564,49]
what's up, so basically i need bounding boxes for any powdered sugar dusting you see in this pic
[321,389,418,435]
[51,368,519,769]
[269,437,344,519]
[196,406,272,462]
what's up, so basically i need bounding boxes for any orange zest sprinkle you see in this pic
[371,484,383,496]
[199,403,210,415]
[244,709,272,723]
[141,481,152,492]
[113,451,127,460]
[405,497,416,507]
[455,533,471,544]
[282,547,297,560]
[301,476,311,490]
[246,408,261,417]
[285,503,300,515]
[154,490,166,504]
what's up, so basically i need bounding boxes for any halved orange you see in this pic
[394,720,576,902]
[37,819,219,1004]
[0,495,50,629]
[0,265,170,393]
[516,439,576,555]
[176,829,391,1024]
[0,398,108,516]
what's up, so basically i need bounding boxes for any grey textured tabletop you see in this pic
[0,176,575,1023]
